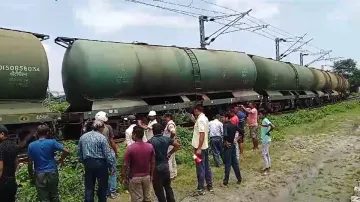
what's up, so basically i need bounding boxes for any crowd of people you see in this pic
[0,102,275,202]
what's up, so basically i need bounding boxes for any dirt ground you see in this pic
[112,110,360,202]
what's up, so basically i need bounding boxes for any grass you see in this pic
[170,101,360,200]
[16,100,360,202]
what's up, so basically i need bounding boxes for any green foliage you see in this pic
[332,58,360,86]
[16,101,359,201]
[268,101,359,141]
[42,97,69,113]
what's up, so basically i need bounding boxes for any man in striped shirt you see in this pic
[78,120,114,202]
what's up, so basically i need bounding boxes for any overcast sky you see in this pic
[0,0,358,92]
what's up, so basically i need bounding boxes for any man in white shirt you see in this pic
[163,113,178,179]
[144,110,158,140]
[209,114,223,167]
[192,105,213,195]
[125,115,147,146]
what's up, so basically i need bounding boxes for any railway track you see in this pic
[16,96,359,163]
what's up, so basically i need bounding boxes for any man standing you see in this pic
[192,105,213,195]
[121,126,155,202]
[148,123,180,202]
[125,115,147,147]
[95,111,118,199]
[78,120,114,202]
[241,102,259,150]
[27,124,70,202]
[208,114,223,167]
[141,110,157,140]
[221,113,242,187]
[163,113,178,179]
[259,109,275,175]
[0,124,18,202]
[235,106,247,155]
[229,109,240,160]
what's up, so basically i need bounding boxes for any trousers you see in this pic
[129,175,152,202]
[152,168,175,202]
[210,136,223,167]
[223,144,242,185]
[35,171,60,202]
[262,143,271,168]
[108,150,117,195]
[0,178,17,202]
[195,148,213,190]
[168,146,177,179]
[84,158,109,202]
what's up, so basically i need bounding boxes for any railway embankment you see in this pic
[15,100,360,202]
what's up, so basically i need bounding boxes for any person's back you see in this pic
[236,111,247,129]
[148,123,178,202]
[223,122,237,143]
[79,130,110,161]
[78,120,112,202]
[27,124,69,202]
[209,119,223,138]
[150,136,172,166]
[28,139,63,173]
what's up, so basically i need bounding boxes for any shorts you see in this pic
[249,126,258,139]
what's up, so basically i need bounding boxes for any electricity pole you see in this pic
[300,53,308,66]
[198,9,253,48]
[275,38,286,60]
[199,16,209,48]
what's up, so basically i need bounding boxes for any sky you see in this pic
[0,0,359,92]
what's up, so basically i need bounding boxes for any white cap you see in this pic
[95,111,108,122]
[148,110,156,116]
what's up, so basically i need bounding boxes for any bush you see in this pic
[16,100,358,201]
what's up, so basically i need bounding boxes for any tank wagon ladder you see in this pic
[181,48,202,97]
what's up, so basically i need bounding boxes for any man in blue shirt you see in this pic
[78,120,114,202]
[27,124,70,202]
[235,106,247,155]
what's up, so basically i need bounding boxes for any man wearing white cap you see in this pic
[94,111,118,199]
[144,110,158,140]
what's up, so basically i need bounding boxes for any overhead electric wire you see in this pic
[198,0,326,52]
[124,0,331,59]
[151,0,278,40]
[128,0,277,40]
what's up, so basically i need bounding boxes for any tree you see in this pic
[332,58,360,86]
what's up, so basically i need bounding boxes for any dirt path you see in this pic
[181,118,360,202]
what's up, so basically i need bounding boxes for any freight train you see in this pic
[0,28,350,142]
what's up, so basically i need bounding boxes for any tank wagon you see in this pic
[0,28,57,145]
[55,36,349,139]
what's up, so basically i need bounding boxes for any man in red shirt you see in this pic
[229,109,241,159]
[121,126,155,202]
[229,110,239,126]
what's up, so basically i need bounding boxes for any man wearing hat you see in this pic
[125,115,147,146]
[145,110,158,140]
[0,124,18,202]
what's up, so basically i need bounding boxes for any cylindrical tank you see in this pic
[0,29,49,100]
[291,64,316,90]
[250,56,313,90]
[334,74,344,92]
[327,72,339,91]
[321,71,332,90]
[61,40,257,105]
[344,79,350,91]
[309,68,326,90]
